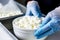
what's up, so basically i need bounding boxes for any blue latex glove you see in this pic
[34,6,60,39]
[25,1,42,18]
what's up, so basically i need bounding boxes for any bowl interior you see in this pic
[13,16,43,31]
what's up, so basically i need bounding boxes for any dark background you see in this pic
[15,0,60,15]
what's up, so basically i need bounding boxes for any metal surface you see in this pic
[0,22,18,40]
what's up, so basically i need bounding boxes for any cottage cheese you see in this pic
[14,16,42,29]
[0,11,23,18]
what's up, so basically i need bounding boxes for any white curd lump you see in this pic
[0,11,23,18]
[14,16,43,29]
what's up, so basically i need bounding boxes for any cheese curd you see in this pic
[0,11,23,18]
[14,16,42,29]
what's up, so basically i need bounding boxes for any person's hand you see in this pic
[25,1,42,18]
[34,6,60,39]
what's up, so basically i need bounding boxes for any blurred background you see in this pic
[15,0,26,6]
[15,0,60,15]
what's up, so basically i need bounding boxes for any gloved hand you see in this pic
[34,6,60,39]
[25,1,42,18]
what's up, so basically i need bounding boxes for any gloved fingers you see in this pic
[40,13,51,27]
[35,29,54,39]
[25,1,33,16]
[26,1,41,16]
[34,19,55,39]
[27,1,42,18]
[30,2,42,18]
[34,25,52,38]
[25,8,33,16]
[31,6,42,18]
